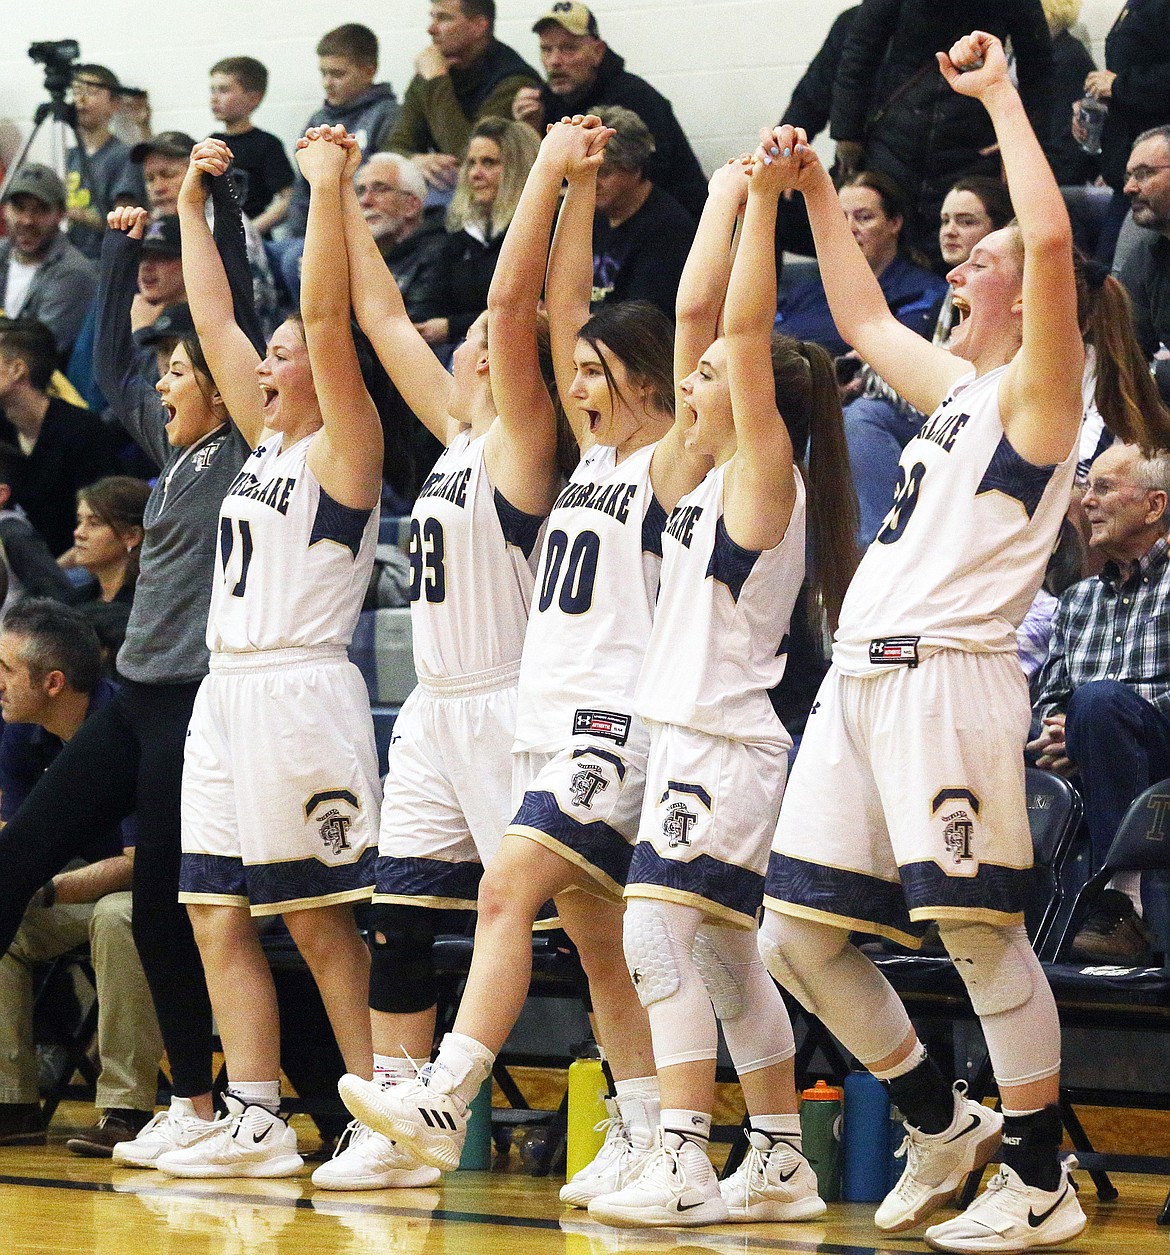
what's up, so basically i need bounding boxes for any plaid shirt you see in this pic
[1034,537,1170,718]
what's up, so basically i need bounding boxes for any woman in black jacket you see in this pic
[830,0,1053,262]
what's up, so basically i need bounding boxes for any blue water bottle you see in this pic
[843,1070,895,1202]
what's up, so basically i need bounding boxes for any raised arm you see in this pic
[176,140,265,448]
[675,158,750,395]
[939,32,1083,464]
[94,210,168,470]
[770,124,965,416]
[721,147,797,553]
[484,118,610,513]
[648,158,751,512]
[545,153,600,446]
[336,144,455,446]
[298,132,383,511]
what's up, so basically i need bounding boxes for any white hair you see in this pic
[357,151,426,203]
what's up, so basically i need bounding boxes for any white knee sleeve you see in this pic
[758,909,912,1067]
[938,921,1060,1088]
[695,923,794,1072]
[623,899,717,1068]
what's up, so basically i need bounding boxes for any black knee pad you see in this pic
[367,903,442,1014]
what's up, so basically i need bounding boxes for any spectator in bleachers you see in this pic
[129,217,187,343]
[589,106,697,320]
[775,170,947,359]
[1076,0,1170,265]
[0,319,121,556]
[65,65,147,260]
[356,154,446,320]
[0,598,162,1153]
[0,444,78,609]
[383,0,540,195]
[843,176,1012,546]
[0,166,97,362]
[1116,125,1170,406]
[209,56,295,238]
[1030,444,1170,961]
[774,5,861,259]
[134,135,281,342]
[1041,0,1098,190]
[274,24,400,300]
[511,3,707,217]
[413,117,539,350]
[830,0,1052,263]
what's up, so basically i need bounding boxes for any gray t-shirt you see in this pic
[66,136,146,259]
[94,228,251,685]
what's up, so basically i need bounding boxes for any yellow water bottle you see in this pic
[566,1040,609,1180]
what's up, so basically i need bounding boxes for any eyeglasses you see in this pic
[356,182,411,198]
[1124,164,1170,184]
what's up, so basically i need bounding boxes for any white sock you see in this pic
[661,1107,711,1144]
[750,1112,801,1145]
[373,1054,416,1085]
[227,1079,281,1114]
[430,1032,495,1103]
[614,1076,660,1149]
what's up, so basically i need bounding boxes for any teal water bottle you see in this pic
[800,1080,842,1202]
[457,1075,493,1170]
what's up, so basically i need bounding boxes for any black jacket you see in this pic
[831,0,1052,220]
[1046,29,1098,187]
[781,6,860,138]
[416,226,504,344]
[539,48,708,218]
[1099,0,1170,190]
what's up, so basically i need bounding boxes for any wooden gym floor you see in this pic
[3,1100,1170,1255]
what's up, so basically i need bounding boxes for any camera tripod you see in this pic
[0,81,92,211]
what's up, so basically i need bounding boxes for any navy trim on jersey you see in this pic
[493,488,545,559]
[900,859,1032,917]
[571,744,628,781]
[764,851,931,940]
[181,848,376,906]
[629,844,765,919]
[706,515,760,603]
[642,494,667,557]
[375,853,484,901]
[513,789,634,887]
[310,487,374,557]
[975,435,1058,519]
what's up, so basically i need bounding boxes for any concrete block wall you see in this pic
[0,1,1127,179]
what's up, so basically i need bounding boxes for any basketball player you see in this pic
[757,32,1087,1252]
[307,118,572,1190]
[338,114,714,1184]
[153,131,382,1178]
[590,144,858,1227]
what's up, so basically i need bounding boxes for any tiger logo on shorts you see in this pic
[663,800,698,848]
[569,764,608,809]
[304,788,360,856]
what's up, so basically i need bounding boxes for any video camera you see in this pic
[28,39,80,101]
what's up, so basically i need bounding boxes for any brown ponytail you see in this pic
[1077,260,1170,453]
[772,334,860,633]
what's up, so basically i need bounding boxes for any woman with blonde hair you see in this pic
[413,118,540,351]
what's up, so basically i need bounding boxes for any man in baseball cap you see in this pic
[0,165,97,358]
[512,2,706,217]
[135,216,185,337]
[130,132,197,218]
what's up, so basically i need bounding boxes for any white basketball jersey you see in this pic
[637,464,806,745]
[408,428,544,682]
[208,434,377,653]
[833,365,1077,674]
[514,440,664,756]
